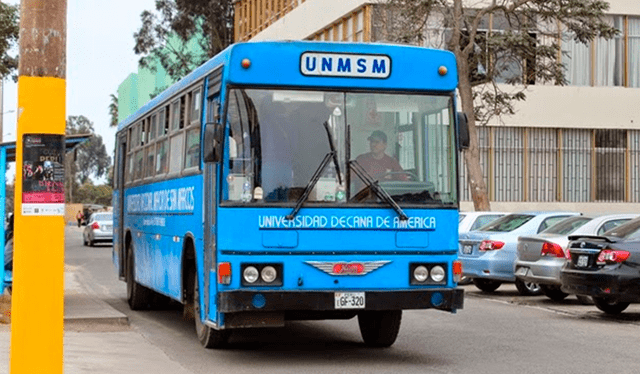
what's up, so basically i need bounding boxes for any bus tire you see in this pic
[193,271,230,349]
[126,244,151,310]
[358,310,402,348]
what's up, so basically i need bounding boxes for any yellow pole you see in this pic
[11,1,66,373]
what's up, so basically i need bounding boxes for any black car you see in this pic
[560,217,640,314]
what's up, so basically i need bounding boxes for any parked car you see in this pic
[516,214,639,302]
[458,211,507,285]
[459,211,580,294]
[82,212,113,246]
[459,211,508,234]
[560,217,640,314]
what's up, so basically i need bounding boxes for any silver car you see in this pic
[459,212,580,294]
[82,212,113,246]
[516,213,639,301]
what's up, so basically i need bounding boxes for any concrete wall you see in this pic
[494,84,640,130]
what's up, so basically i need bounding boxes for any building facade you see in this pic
[236,0,640,214]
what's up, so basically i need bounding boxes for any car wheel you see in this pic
[576,295,594,305]
[515,279,543,296]
[82,235,87,246]
[593,297,630,315]
[472,278,502,293]
[192,270,230,349]
[358,310,402,348]
[541,285,569,302]
[457,275,473,285]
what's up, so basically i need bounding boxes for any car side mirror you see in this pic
[203,122,224,163]
[457,112,470,150]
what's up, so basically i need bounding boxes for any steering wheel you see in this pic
[377,171,419,182]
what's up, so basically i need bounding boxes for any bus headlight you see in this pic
[430,266,446,282]
[243,266,259,283]
[261,266,277,283]
[413,266,429,282]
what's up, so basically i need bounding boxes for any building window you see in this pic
[629,17,640,88]
[595,129,626,201]
[595,16,624,86]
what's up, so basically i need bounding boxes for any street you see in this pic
[64,226,640,374]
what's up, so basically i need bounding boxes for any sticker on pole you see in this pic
[22,134,65,216]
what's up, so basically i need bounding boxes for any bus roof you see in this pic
[118,41,458,131]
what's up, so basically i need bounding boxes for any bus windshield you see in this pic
[224,88,457,206]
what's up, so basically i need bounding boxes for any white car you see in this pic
[459,211,508,234]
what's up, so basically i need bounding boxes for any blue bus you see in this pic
[113,41,467,348]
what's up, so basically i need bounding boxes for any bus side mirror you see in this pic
[457,112,470,150]
[203,122,224,163]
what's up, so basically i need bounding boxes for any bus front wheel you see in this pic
[358,310,402,348]
[193,272,230,349]
[126,244,151,310]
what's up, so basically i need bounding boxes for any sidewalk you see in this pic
[0,245,193,373]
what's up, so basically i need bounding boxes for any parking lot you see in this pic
[462,283,640,325]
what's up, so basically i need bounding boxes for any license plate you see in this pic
[463,245,473,254]
[104,225,112,231]
[334,292,365,309]
[577,255,589,268]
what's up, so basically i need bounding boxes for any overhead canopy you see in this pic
[0,133,92,163]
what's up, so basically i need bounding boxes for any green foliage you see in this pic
[109,94,119,128]
[65,116,111,199]
[0,2,19,79]
[134,0,234,82]
[75,182,113,206]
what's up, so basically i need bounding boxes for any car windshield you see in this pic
[479,214,534,232]
[459,214,466,223]
[542,216,592,235]
[471,214,505,231]
[603,218,640,239]
[93,213,112,221]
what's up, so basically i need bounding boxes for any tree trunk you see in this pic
[457,56,491,211]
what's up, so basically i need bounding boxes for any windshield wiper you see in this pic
[349,160,408,221]
[286,121,343,221]
[285,151,335,220]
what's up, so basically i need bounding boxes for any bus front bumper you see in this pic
[218,288,464,313]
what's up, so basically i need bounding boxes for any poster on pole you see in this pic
[22,134,65,216]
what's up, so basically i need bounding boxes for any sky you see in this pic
[2,0,156,181]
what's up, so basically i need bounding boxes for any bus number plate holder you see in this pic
[335,292,365,309]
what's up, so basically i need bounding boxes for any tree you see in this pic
[377,0,617,210]
[134,0,234,82]
[75,181,113,206]
[65,115,111,190]
[0,2,19,79]
[109,94,119,127]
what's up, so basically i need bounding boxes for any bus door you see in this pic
[115,133,127,279]
[202,68,222,321]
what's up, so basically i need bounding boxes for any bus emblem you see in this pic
[305,261,391,276]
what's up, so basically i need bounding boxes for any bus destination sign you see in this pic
[300,52,391,79]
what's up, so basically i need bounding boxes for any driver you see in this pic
[355,130,408,181]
